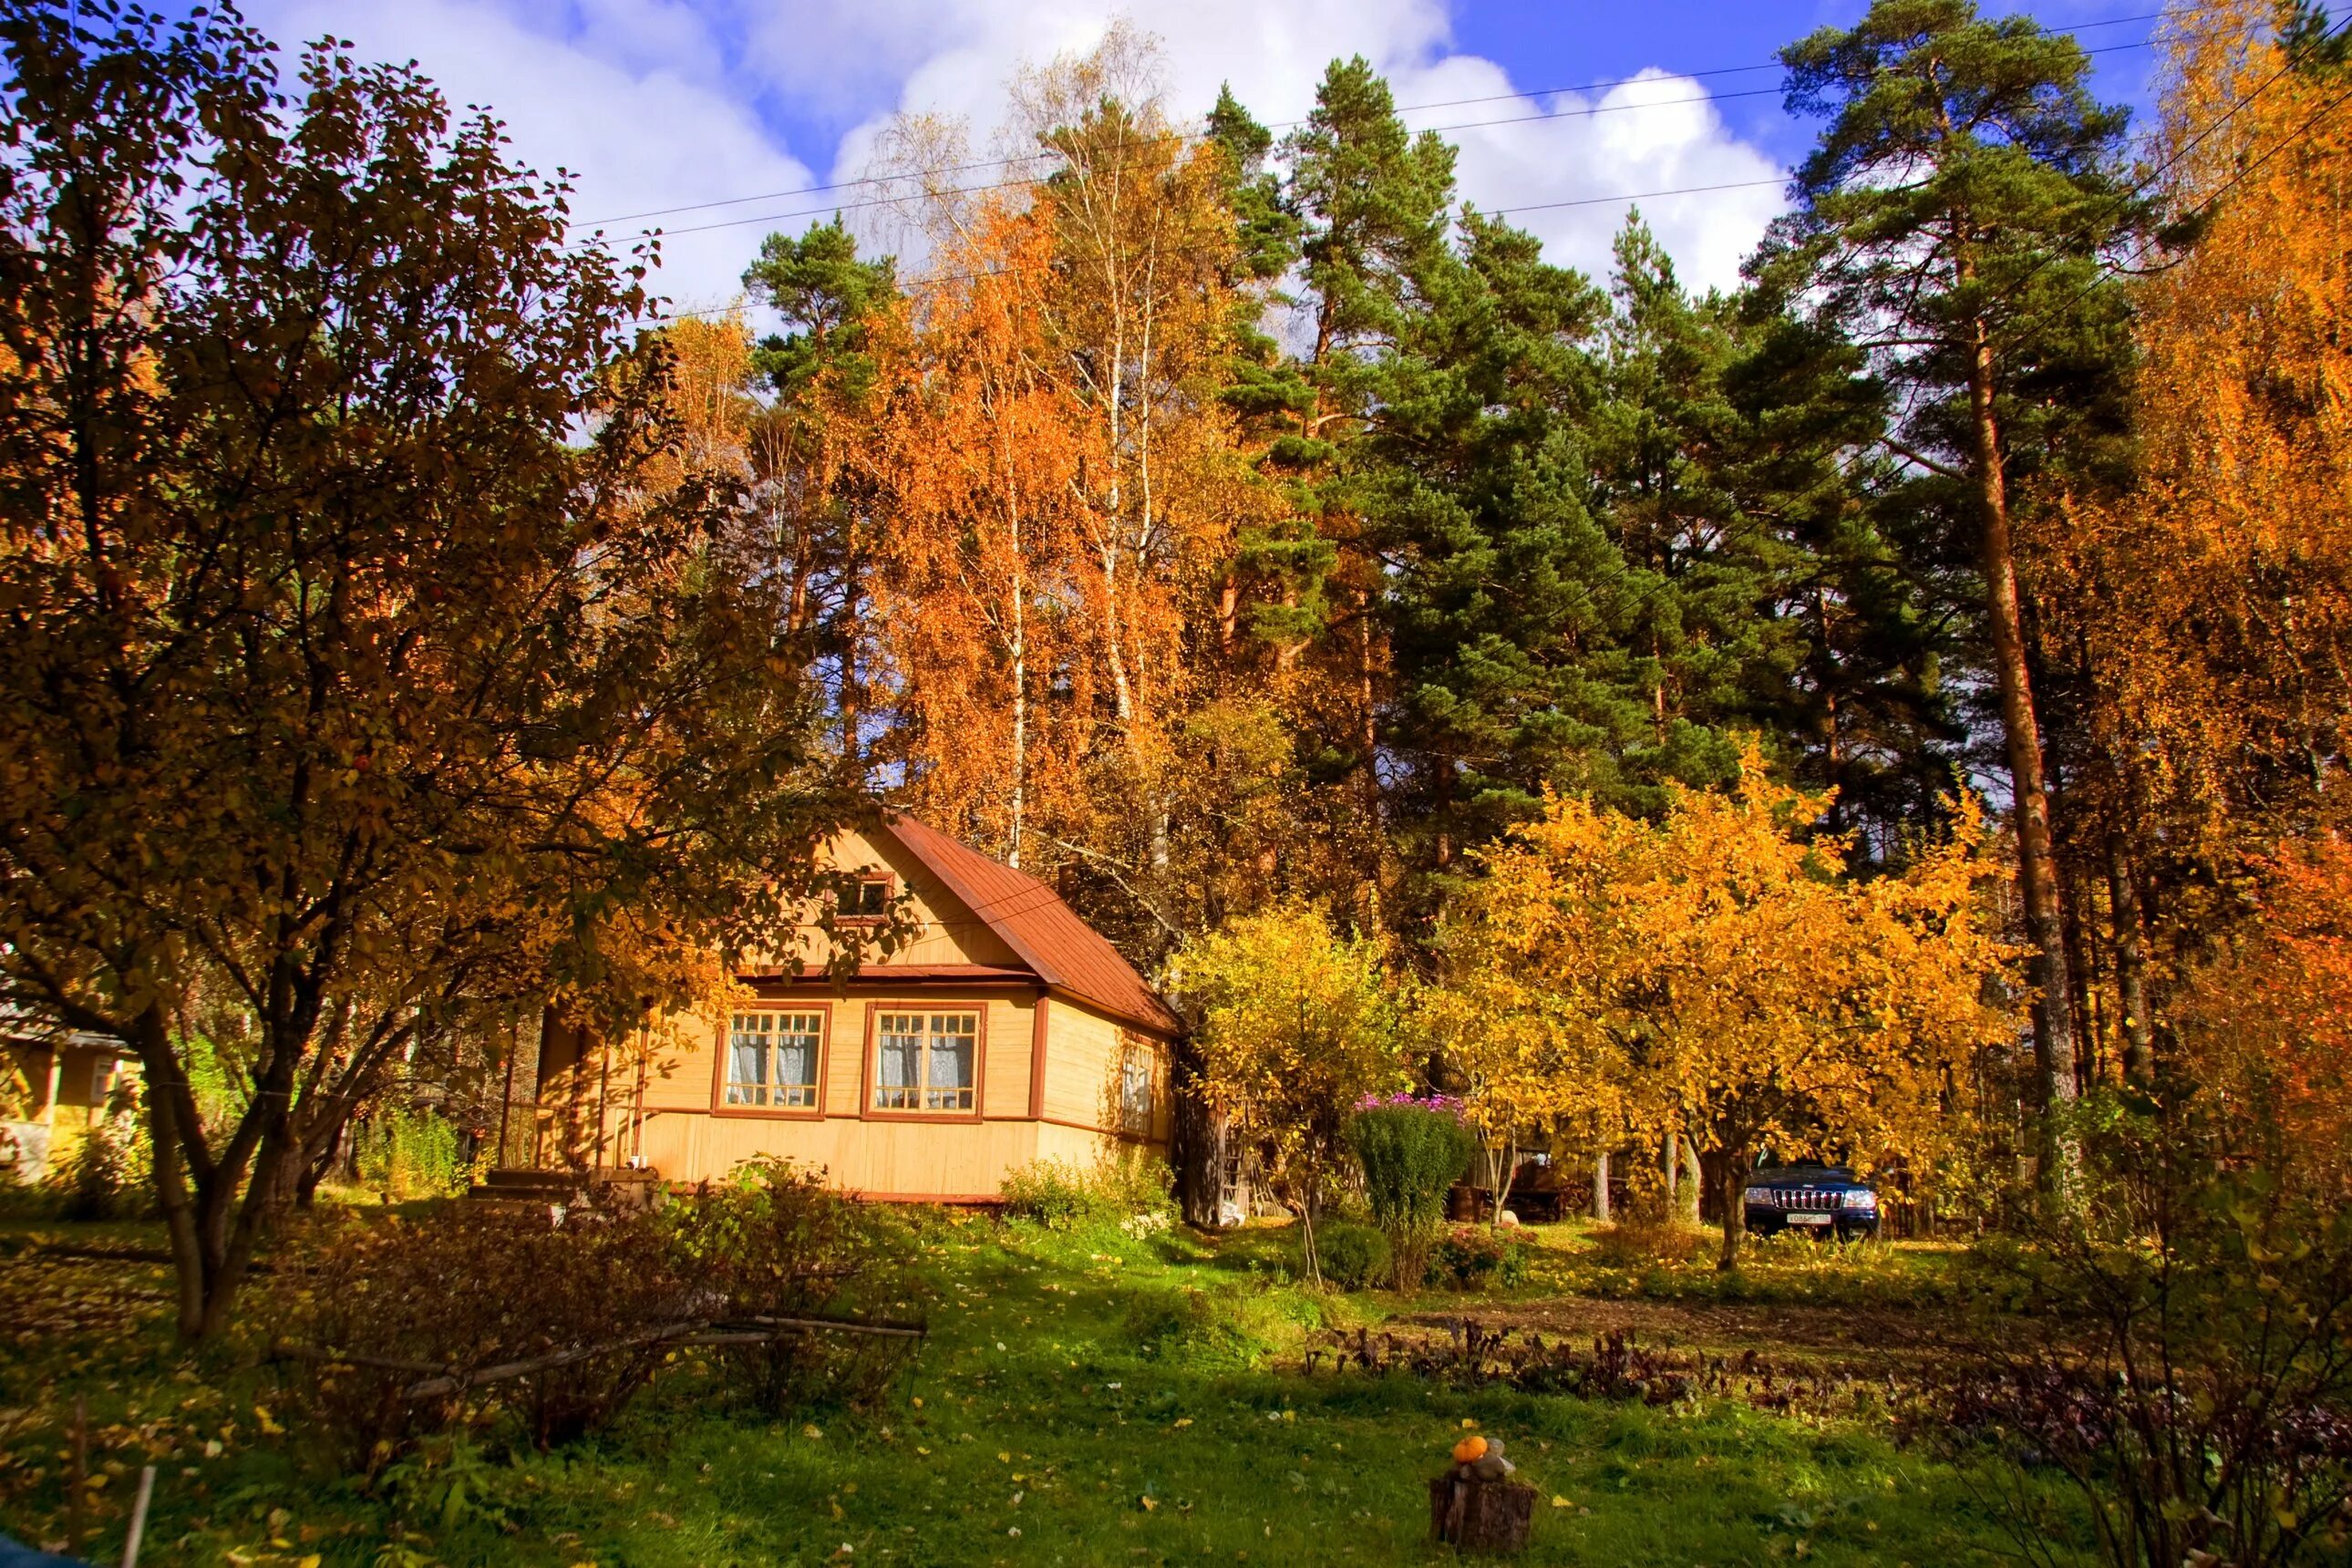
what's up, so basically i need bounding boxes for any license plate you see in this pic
[1784,1212,1831,1226]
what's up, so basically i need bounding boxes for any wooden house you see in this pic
[1,1010,139,1183]
[496,815,1182,1202]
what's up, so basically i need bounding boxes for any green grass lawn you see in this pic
[0,1210,2070,1567]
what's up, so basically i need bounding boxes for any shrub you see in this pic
[1346,1097,1476,1289]
[668,1158,910,1414]
[1000,1150,1173,1231]
[1125,1287,1284,1371]
[1935,1091,2352,1568]
[352,1107,468,1201]
[1429,1224,1528,1291]
[50,1081,151,1222]
[1592,1216,1711,1270]
[274,1202,697,1467]
[1311,1222,1392,1291]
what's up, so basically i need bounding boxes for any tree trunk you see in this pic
[1716,1148,1754,1272]
[2107,832,2154,1084]
[1490,1140,1518,1231]
[1677,1136,1702,1225]
[1591,1151,1611,1222]
[1298,1191,1322,1286]
[1965,320,2079,1199]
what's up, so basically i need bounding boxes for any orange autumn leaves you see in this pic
[2038,4,2352,1190]
[2179,838,2352,1188]
[2052,3,2352,868]
[853,65,1261,866]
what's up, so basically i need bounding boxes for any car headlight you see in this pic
[1844,1189,1877,1211]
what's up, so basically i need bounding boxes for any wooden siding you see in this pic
[610,986,1167,1192]
[742,826,1026,975]
[532,822,1179,1200]
[1040,995,1172,1146]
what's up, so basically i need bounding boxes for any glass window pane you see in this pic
[925,1014,975,1111]
[875,1013,922,1109]
[727,1013,770,1107]
[777,1014,820,1108]
[1120,1047,1152,1134]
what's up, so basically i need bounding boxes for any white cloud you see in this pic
[1420,66,1789,295]
[788,0,1782,294]
[241,0,817,313]
[231,0,1788,314]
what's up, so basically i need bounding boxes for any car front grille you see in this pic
[1749,1188,1844,1212]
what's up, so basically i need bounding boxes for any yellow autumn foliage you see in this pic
[1437,745,2016,1265]
[1179,903,1408,1278]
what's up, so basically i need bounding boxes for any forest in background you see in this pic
[655,0,2352,1193]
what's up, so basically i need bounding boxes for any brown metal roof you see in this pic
[882,815,1183,1037]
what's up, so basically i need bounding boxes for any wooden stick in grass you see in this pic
[120,1465,155,1568]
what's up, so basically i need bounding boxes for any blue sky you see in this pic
[226,0,2173,310]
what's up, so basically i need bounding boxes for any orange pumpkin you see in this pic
[1451,1435,1489,1465]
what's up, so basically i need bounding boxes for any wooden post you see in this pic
[496,1016,520,1171]
[593,1026,612,1181]
[67,1393,86,1552]
[122,1464,156,1567]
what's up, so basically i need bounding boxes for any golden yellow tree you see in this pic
[857,30,1253,918]
[1178,903,1406,1281]
[1447,748,2015,1267]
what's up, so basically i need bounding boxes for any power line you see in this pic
[1970,5,2352,343]
[590,83,1797,249]
[2010,24,2352,341]
[577,23,2185,237]
[611,11,2244,328]
[627,169,1796,327]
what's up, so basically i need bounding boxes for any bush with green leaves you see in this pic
[352,1107,469,1200]
[1346,1097,1477,1289]
[668,1158,910,1414]
[1939,1091,2352,1568]
[1429,1225,1529,1291]
[999,1150,1174,1232]
[1312,1222,1392,1291]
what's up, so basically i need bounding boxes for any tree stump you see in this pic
[1428,1472,1535,1553]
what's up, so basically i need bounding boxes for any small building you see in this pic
[2,1010,139,1183]
[498,815,1181,1202]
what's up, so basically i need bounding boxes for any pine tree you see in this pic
[1758,0,2143,1195]
[741,217,901,776]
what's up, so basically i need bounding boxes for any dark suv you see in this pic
[1742,1164,1880,1241]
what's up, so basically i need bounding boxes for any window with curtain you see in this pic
[724,1012,823,1108]
[872,1011,977,1112]
[1119,1043,1155,1136]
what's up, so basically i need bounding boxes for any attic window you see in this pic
[841,877,891,922]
